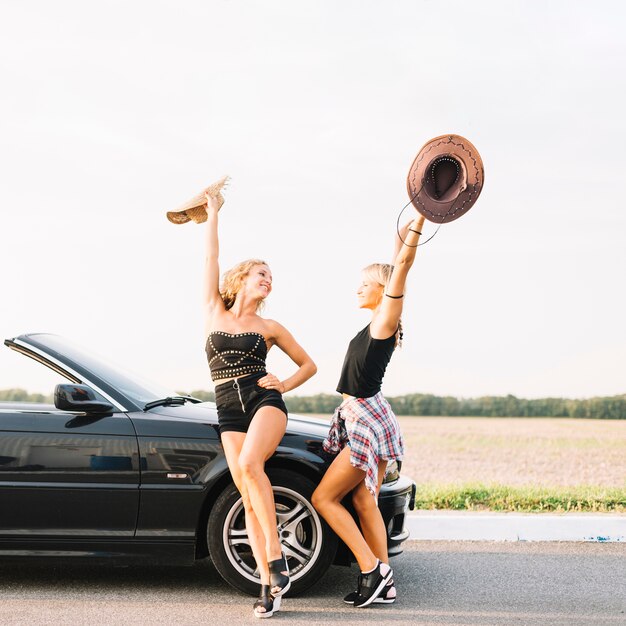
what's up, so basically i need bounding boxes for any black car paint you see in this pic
[0,333,414,569]
[0,406,140,538]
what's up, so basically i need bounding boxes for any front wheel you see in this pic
[208,468,337,596]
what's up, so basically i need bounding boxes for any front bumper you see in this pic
[333,473,416,566]
[379,474,416,556]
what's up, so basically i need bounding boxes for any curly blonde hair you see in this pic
[220,259,269,311]
[362,263,403,347]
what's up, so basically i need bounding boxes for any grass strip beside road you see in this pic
[413,483,626,513]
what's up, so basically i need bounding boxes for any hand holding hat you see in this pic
[407,135,484,224]
[166,175,230,225]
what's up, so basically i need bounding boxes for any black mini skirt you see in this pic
[214,372,288,435]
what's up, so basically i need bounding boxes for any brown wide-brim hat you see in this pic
[166,176,230,225]
[406,135,484,223]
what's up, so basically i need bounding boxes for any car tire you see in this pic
[207,468,337,596]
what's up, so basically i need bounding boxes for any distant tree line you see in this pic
[381,393,626,419]
[284,393,626,419]
[184,391,626,419]
[188,390,215,402]
[2,388,625,419]
[0,388,51,403]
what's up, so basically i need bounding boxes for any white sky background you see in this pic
[1,0,625,399]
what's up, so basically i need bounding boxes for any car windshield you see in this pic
[19,334,177,406]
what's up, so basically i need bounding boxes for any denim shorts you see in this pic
[214,372,288,436]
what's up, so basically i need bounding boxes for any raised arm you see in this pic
[256,321,317,393]
[203,193,226,335]
[371,214,426,339]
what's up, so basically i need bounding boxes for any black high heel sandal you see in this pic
[253,584,280,619]
[268,552,291,597]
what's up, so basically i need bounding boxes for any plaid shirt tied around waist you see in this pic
[322,392,404,497]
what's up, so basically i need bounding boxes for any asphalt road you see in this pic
[1,541,625,625]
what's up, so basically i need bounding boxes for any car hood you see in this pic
[153,402,331,440]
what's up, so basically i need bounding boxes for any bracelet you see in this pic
[408,229,422,235]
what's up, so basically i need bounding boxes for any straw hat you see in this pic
[166,176,230,225]
[406,135,484,223]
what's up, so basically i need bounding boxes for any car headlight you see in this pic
[383,460,399,483]
[403,491,411,512]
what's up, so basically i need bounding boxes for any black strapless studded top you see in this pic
[206,331,268,382]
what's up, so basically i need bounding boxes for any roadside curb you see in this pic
[405,511,626,542]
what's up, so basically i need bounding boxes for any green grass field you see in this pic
[412,484,626,512]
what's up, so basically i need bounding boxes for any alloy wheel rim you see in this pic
[222,485,323,584]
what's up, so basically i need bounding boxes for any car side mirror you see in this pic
[54,384,114,414]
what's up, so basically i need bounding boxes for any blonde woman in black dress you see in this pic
[202,183,316,618]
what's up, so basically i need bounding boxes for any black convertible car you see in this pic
[0,333,415,595]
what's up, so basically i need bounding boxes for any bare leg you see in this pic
[352,460,389,562]
[311,446,378,572]
[238,406,287,564]
[221,432,271,585]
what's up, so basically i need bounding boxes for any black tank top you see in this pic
[336,324,396,398]
[206,331,267,381]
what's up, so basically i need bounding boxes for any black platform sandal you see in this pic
[268,552,291,597]
[253,584,281,619]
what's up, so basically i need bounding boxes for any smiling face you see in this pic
[357,272,384,310]
[220,258,270,311]
[244,263,273,300]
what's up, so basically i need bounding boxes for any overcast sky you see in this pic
[1,0,625,399]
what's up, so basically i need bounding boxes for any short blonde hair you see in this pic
[220,259,268,311]
[362,263,403,347]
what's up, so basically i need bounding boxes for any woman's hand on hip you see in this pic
[257,373,285,393]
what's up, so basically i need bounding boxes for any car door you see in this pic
[129,405,223,539]
[0,404,140,538]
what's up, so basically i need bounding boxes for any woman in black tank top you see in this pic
[312,213,426,609]
[199,180,316,618]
